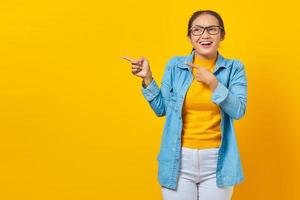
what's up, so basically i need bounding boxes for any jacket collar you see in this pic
[176,50,228,73]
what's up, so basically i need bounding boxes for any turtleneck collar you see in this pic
[193,52,217,71]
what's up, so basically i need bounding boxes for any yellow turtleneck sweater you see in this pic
[181,53,222,149]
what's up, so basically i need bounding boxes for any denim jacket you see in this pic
[141,50,248,190]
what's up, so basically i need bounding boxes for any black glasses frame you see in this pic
[190,25,224,36]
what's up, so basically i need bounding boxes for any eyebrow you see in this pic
[192,24,219,27]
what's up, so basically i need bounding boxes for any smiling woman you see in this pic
[187,10,226,60]
[122,9,248,200]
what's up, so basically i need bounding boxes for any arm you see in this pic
[140,58,174,117]
[211,61,248,120]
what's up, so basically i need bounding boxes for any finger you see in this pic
[121,56,136,62]
[184,62,199,69]
[131,61,142,66]
[140,57,145,62]
[121,56,138,63]
[132,68,141,73]
[139,58,144,65]
[132,59,143,65]
[132,65,142,70]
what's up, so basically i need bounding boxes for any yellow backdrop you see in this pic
[0,0,300,199]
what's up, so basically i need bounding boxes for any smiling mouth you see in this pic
[199,41,213,47]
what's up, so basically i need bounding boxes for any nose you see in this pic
[201,28,210,38]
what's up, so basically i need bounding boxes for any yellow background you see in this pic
[0,0,300,199]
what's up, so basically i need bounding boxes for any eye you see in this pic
[192,26,204,32]
[208,27,217,31]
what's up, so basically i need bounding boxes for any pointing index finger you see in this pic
[120,56,138,63]
[184,62,199,69]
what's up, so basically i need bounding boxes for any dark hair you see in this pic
[187,10,226,53]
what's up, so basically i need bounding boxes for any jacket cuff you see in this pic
[141,78,160,101]
[211,81,229,105]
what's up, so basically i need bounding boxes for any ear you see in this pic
[220,34,225,41]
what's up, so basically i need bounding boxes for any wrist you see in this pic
[142,76,153,88]
[208,78,218,91]
[143,74,153,82]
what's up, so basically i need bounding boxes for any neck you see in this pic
[194,51,218,61]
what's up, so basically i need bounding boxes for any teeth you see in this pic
[200,41,213,45]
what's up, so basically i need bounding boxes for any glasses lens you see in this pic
[192,26,204,36]
[207,26,220,35]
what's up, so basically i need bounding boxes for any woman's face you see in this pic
[188,14,224,59]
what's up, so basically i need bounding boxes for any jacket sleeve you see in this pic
[140,58,174,117]
[211,60,248,120]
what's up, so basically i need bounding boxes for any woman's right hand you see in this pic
[121,56,153,80]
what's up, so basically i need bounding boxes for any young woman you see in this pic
[121,10,248,200]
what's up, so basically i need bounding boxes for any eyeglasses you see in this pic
[190,25,223,36]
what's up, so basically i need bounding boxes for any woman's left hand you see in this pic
[184,62,219,91]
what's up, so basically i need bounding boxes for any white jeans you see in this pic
[161,147,234,200]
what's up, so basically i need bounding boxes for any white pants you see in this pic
[161,147,234,200]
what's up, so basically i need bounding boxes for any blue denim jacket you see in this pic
[141,50,248,190]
